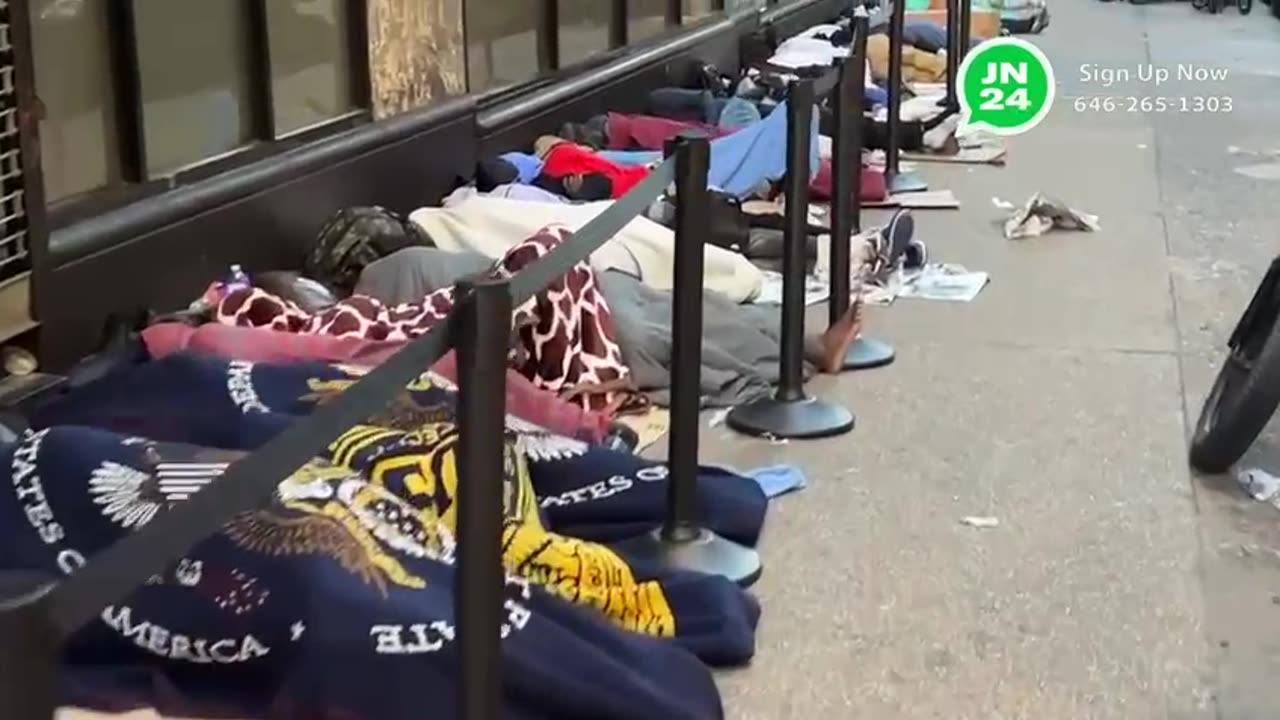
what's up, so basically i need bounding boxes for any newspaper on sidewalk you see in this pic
[898,264,990,302]
[992,192,1100,240]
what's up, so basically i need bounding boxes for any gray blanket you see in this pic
[356,247,790,408]
[598,270,789,408]
[355,246,492,301]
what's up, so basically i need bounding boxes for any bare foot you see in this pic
[805,300,864,373]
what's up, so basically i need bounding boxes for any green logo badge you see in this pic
[958,37,1055,136]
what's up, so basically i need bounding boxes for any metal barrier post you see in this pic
[883,0,928,194]
[613,133,762,587]
[453,278,512,720]
[958,0,972,64]
[942,0,961,110]
[725,79,855,440]
[828,22,895,373]
[0,574,58,720]
[664,133,709,540]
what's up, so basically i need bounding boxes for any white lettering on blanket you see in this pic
[226,360,270,414]
[369,577,532,654]
[57,549,86,575]
[538,475,633,508]
[101,605,271,663]
[537,466,669,509]
[10,429,78,555]
[635,466,668,483]
[370,620,455,655]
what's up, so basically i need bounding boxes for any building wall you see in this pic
[368,0,467,119]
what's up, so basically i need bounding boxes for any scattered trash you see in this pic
[761,432,789,445]
[960,516,1000,529]
[1234,162,1280,181]
[616,407,670,453]
[708,408,730,428]
[1137,143,1148,149]
[1228,144,1244,155]
[992,192,1100,240]
[753,270,830,306]
[1237,467,1280,509]
[898,263,989,303]
[742,464,808,499]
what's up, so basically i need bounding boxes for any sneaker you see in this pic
[881,208,915,266]
[923,113,961,150]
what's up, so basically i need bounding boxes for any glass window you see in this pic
[683,0,720,22]
[558,0,609,68]
[265,0,356,136]
[465,2,541,91]
[30,0,121,202]
[628,0,669,43]
[133,0,255,175]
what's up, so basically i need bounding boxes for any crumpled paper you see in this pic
[992,193,1101,240]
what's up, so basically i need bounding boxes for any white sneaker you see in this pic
[923,113,961,150]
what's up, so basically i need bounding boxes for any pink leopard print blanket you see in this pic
[215,226,635,412]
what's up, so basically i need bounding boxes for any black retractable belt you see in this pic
[827,17,896,373]
[883,0,929,194]
[612,133,762,587]
[725,76,855,441]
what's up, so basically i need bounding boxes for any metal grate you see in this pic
[0,0,28,283]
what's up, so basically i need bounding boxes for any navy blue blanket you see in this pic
[15,352,773,718]
[0,427,724,720]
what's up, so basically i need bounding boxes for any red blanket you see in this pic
[605,113,733,151]
[810,159,888,202]
[541,142,652,199]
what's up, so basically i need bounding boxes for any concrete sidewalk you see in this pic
[691,2,1280,717]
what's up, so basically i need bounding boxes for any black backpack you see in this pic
[304,206,430,292]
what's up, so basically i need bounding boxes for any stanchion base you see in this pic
[887,171,929,194]
[613,527,763,588]
[843,336,896,371]
[726,395,855,439]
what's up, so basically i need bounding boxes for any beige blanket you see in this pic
[409,196,763,303]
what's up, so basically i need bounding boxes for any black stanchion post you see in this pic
[612,133,762,587]
[453,278,512,720]
[0,573,58,720]
[828,22,895,373]
[663,132,709,540]
[958,0,972,64]
[884,0,928,194]
[829,60,856,331]
[725,80,855,440]
[941,0,961,110]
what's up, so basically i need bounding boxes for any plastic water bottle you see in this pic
[190,264,252,312]
[225,264,251,291]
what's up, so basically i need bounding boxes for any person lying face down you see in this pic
[530,135,651,201]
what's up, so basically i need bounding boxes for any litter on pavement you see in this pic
[993,192,1101,240]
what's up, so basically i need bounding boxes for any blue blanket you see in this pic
[599,100,821,199]
[11,352,774,718]
[1,426,724,720]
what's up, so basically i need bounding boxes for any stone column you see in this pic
[367,0,467,119]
